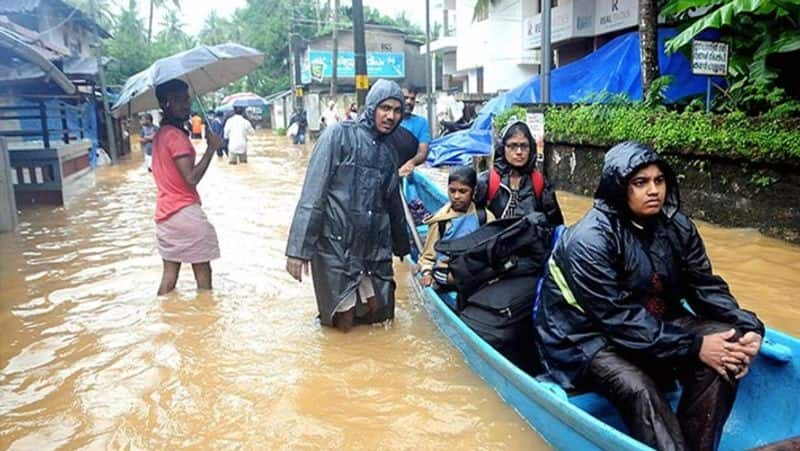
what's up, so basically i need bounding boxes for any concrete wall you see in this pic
[545,143,800,244]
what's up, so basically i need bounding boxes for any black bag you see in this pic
[459,275,542,373]
[435,212,553,299]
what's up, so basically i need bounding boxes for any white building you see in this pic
[427,0,640,95]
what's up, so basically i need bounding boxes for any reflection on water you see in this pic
[1,131,798,449]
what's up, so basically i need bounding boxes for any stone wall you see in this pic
[545,143,800,243]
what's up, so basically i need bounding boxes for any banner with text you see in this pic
[301,50,405,83]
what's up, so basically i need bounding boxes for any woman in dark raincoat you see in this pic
[285,80,410,331]
[474,120,563,225]
[534,141,764,451]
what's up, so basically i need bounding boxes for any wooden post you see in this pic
[0,138,17,232]
[60,102,69,144]
[39,101,50,149]
[78,104,84,139]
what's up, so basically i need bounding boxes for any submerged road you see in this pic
[1,130,798,449]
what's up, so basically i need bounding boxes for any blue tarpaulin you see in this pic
[428,28,722,167]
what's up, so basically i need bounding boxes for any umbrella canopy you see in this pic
[232,97,268,108]
[111,43,264,118]
[220,92,268,109]
[221,91,259,104]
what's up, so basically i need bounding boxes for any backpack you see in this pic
[459,275,542,373]
[487,167,545,202]
[437,208,488,239]
[434,211,552,300]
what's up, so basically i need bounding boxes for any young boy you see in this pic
[140,113,158,172]
[418,166,494,288]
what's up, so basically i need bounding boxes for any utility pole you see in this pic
[541,0,552,104]
[330,0,339,96]
[352,0,368,108]
[89,0,118,163]
[425,0,434,137]
[292,4,303,109]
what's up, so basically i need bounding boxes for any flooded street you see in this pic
[1,130,799,450]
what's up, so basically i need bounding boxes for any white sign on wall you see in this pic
[522,0,616,50]
[594,0,638,34]
[691,40,729,76]
[523,3,574,50]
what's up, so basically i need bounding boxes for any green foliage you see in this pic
[274,127,286,136]
[750,171,779,188]
[662,0,800,114]
[103,0,426,98]
[493,106,528,133]
[104,0,151,85]
[643,75,675,109]
[472,0,500,21]
[150,10,195,60]
[545,104,800,164]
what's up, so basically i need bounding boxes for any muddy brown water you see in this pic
[1,131,798,449]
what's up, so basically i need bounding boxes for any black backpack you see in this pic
[434,212,553,300]
[459,275,542,374]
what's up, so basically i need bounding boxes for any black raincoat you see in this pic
[474,121,564,225]
[286,80,410,326]
[534,141,764,388]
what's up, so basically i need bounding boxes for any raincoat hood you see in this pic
[594,141,680,219]
[359,79,404,134]
[493,119,536,175]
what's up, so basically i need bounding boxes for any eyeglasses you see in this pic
[505,143,530,152]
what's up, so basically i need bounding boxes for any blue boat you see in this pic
[402,170,800,450]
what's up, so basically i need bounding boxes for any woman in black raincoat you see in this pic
[285,80,410,331]
[534,141,764,451]
[474,120,563,225]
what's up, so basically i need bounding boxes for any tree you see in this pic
[198,10,234,46]
[104,0,150,85]
[472,0,499,21]
[151,9,195,59]
[639,0,660,97]
[147,0,181,42]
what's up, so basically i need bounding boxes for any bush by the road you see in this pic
[545,105,800,165]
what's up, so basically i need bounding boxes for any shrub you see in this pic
[545,104,800,165]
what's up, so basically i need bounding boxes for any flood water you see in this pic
[1,130,798,450]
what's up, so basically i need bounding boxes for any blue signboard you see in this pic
[301,50,405,83]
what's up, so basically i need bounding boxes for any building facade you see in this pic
[428,0,639,95]
[299,25,427,92]
[0,0,116,206]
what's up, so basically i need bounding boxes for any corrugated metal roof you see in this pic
[0,0,44,14]
[0,26,75,92]
[0,0,110,38]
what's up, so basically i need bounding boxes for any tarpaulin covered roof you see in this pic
[427,28,723,167]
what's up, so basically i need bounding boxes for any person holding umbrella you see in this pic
[151,79,222,294]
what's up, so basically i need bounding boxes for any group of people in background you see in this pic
[140,107,255,171]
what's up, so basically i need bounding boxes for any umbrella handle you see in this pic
[186,77,211,121]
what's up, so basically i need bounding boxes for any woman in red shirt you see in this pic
[151,79,222,294]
